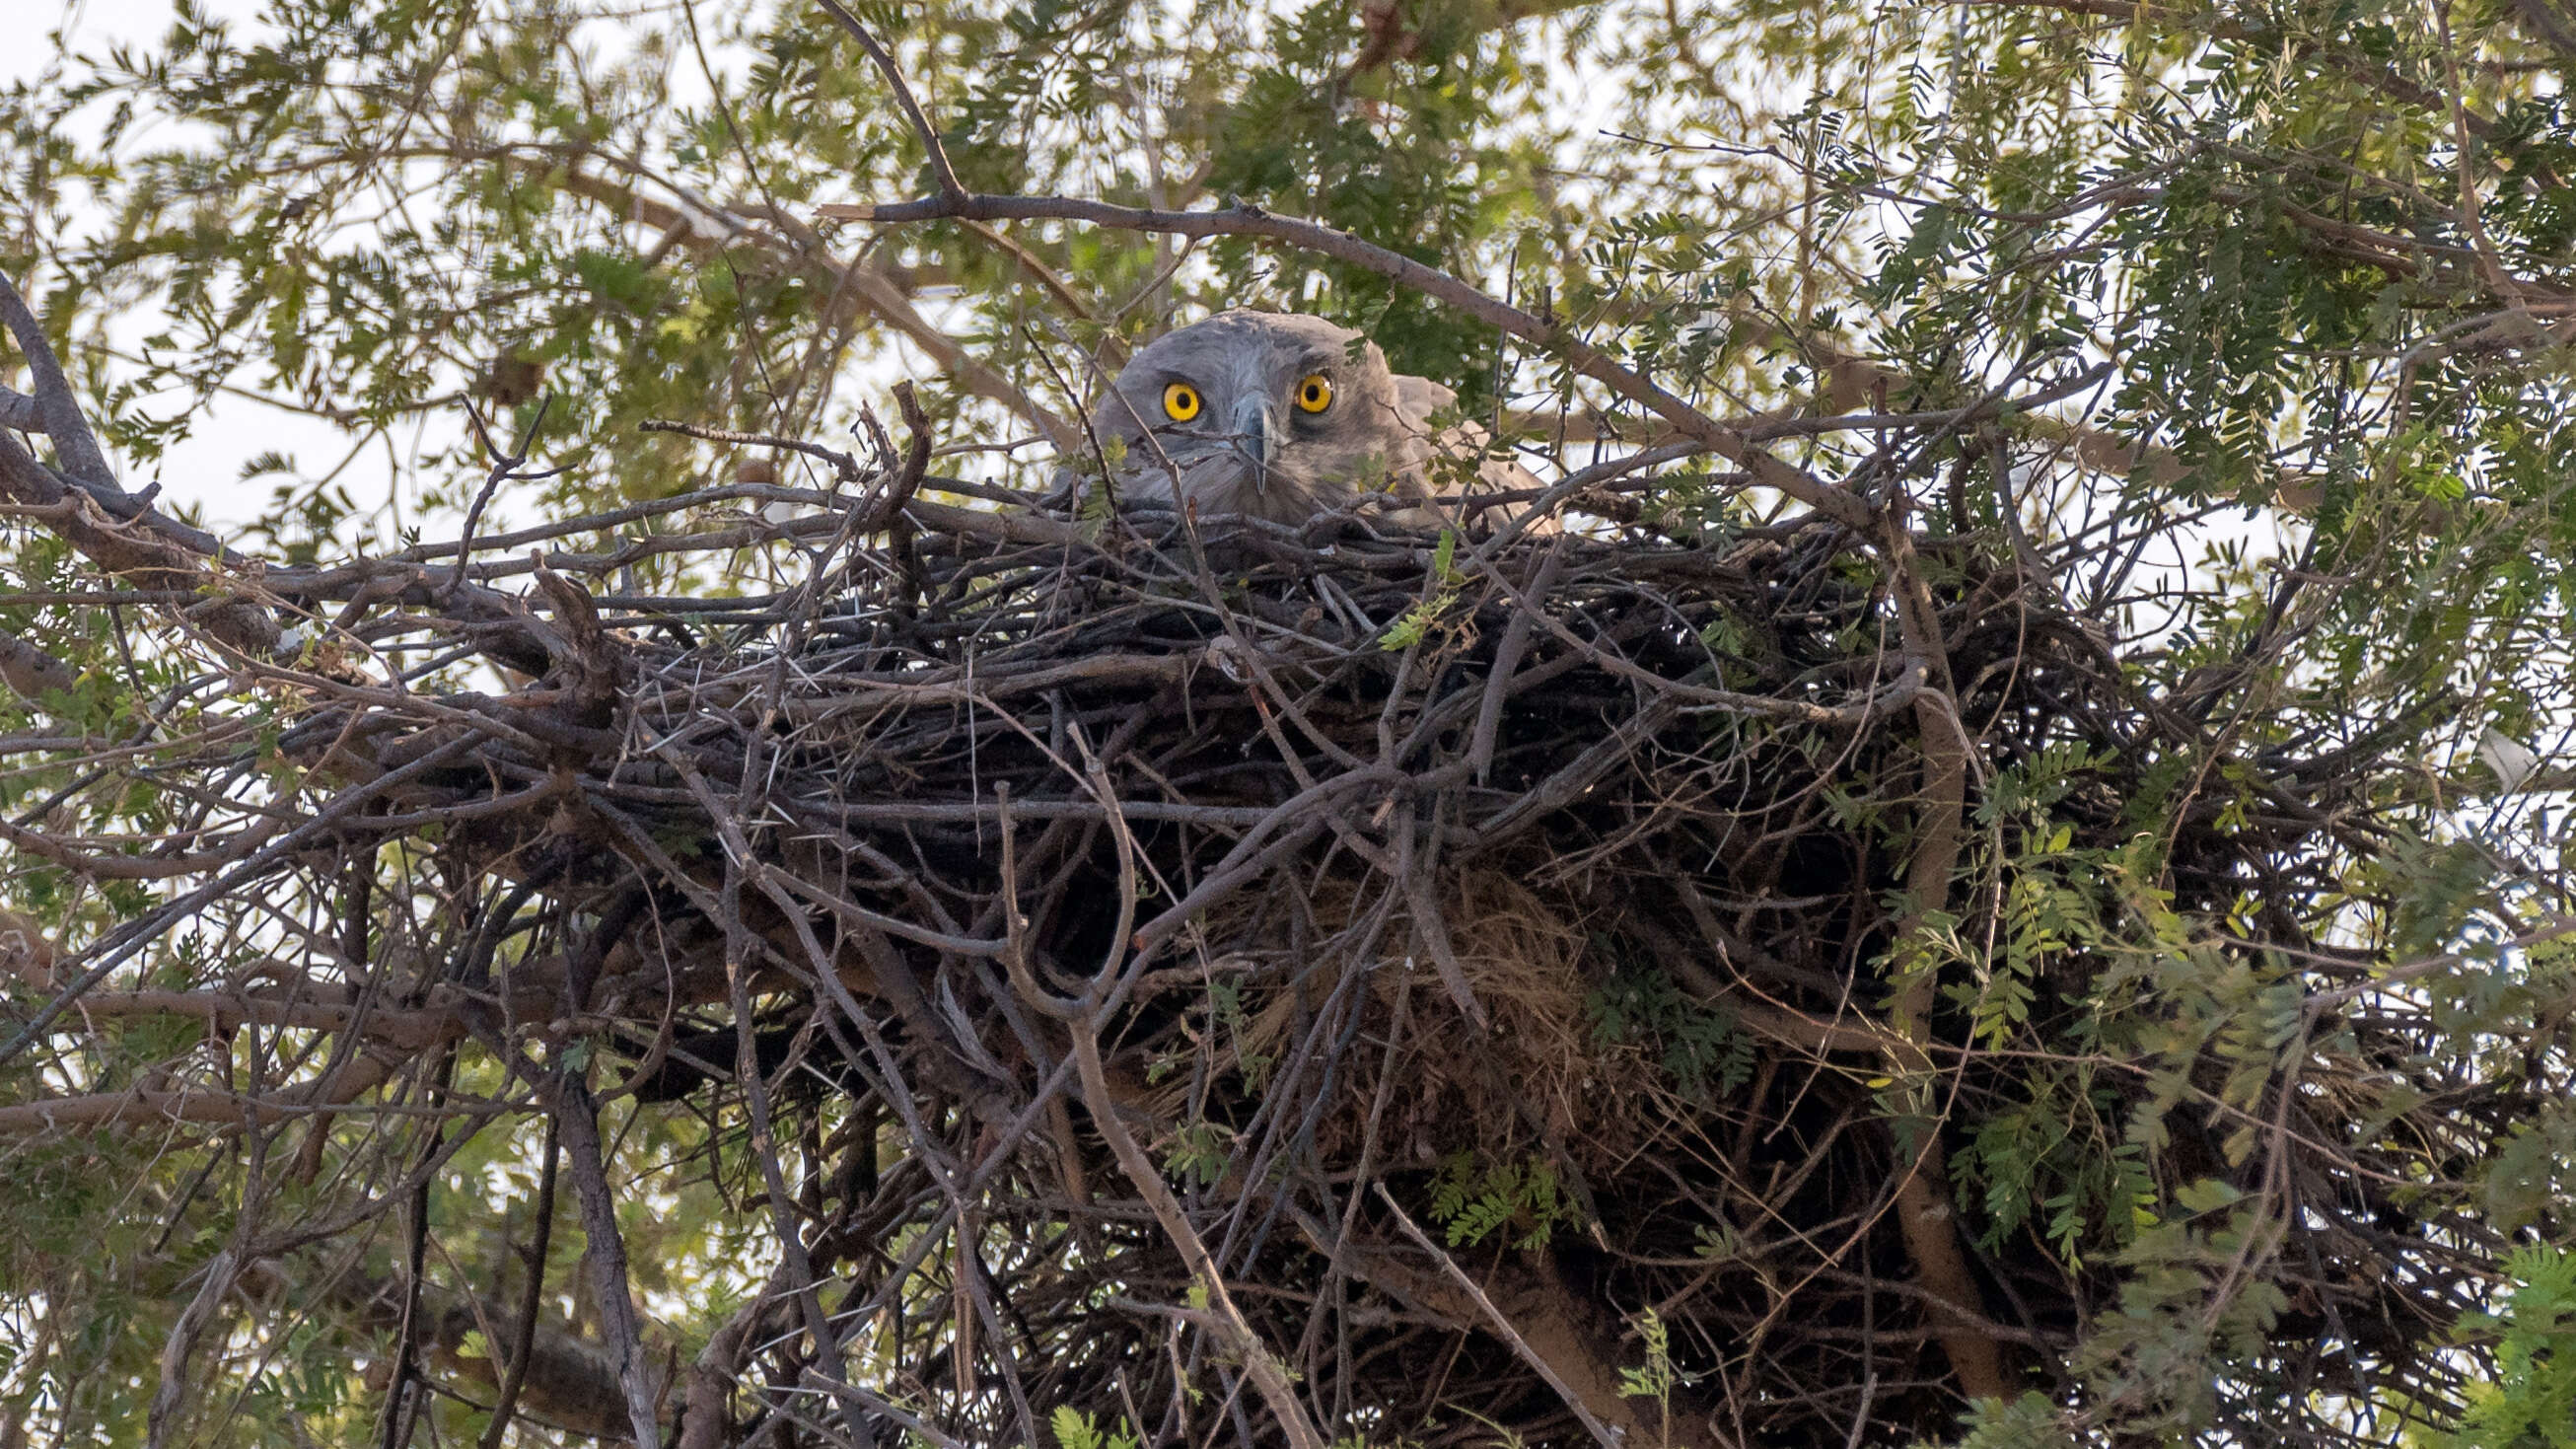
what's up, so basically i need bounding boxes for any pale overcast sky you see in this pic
[5,0,174,81]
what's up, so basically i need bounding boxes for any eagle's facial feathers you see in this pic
[1062,307,1547,534]
[1089,311,1426,525]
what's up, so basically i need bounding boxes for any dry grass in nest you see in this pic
[1202,867,1658,1174]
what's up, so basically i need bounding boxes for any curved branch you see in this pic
[0,431,277,654]
[534,150,1076,445]
[0,274,114,488]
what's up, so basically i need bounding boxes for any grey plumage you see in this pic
[1066,310,1542,530]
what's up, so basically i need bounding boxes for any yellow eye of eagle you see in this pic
[1162,382,1201,421]
[1296,374,1333,413]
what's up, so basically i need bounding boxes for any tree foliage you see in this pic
[1,0,2573,1445]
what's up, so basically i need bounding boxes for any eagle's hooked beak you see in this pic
[1232,396,1280,495]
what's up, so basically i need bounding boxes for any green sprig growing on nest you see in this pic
[1429,1150,1577,1251]
[1380,529,1464,651]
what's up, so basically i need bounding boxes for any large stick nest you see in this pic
[0,424,2473,1447]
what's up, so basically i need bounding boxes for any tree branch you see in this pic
[532,149,1075,444]
[1965,0,2496,136]
[544,1058,668,1448]
[0,274,114,488]
[812,0,966,202]
[1071,1018,1329,1449]
[1370,1185,1650,1449]
[821,191,1875,530]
